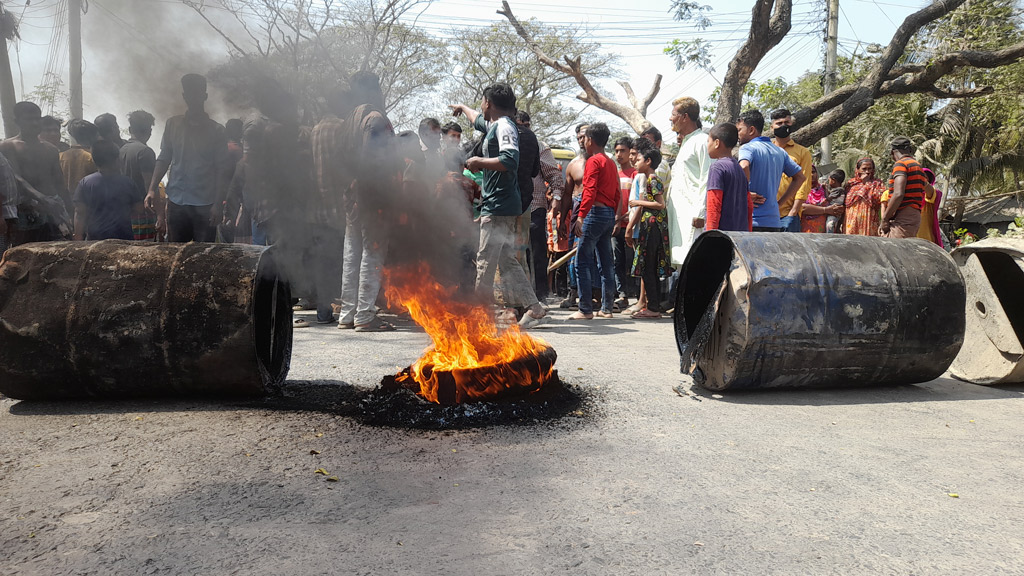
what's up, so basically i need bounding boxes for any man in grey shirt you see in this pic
[146,74,228,243]
[120,110,158,240]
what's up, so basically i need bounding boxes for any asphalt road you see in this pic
[3,307,1024,574]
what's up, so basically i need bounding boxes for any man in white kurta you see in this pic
[665,97,711,266]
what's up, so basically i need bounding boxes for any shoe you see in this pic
[354,317,397,332]
[518,313,547,329]
[293,318,310,328]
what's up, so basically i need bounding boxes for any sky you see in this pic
[5,0,928,142]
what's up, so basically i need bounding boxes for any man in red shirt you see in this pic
[569,123,620,320]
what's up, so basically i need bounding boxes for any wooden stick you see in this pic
[547,247,578,273]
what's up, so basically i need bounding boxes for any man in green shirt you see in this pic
[450,83,546,328]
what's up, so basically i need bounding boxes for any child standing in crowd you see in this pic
[800,167,845,233]
[800,165,828,233]
[704,123,752,232]
[72,140,143,241]
[624,137,651,314]
[625,147,668,319]
[825,170,846,233]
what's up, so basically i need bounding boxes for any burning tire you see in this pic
[388,343,558,405]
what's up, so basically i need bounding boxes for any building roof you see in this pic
[946,193,1024,225]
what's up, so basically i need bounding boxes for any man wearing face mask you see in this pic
[770,109,812,233]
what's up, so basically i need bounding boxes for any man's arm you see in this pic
[148,119,174,210]
[73,203,87,241]
[881,174,906,226]
[787,150,813,218]
[739,159,766,206]
[777,156,806,215]
[47,149,70,210]
[539,147,564,197]
[466,157,507,173]
[705,189,723,230]
[448,104,480,127]
[577,158,598,221]
[781,172,807,217]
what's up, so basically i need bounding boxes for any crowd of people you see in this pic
[0,74,945,332]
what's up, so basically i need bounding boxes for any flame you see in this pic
[385,264,555,404]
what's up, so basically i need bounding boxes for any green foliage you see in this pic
[25,72,70,124]
[704,77,810,124]
[664,39,713,73]
[984,217,1024,239]
[953,227,979,245]
[664,0,713,73]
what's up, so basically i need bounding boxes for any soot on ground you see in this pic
[262,374,593,430]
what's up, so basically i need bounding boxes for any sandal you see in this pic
[293,318,310,328]
[631,309,662,319]
[354,317,396,332]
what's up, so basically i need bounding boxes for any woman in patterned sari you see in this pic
[843,157,885,236]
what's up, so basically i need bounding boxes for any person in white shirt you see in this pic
[665,96,711,269]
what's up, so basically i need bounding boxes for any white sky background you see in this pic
[6,0,924,144]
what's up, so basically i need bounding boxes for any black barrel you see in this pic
[674,231,965,391]
[0,241,292,400]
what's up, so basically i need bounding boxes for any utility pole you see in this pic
[821,0,839,164]
[69,0,83,120]
[0,3,18,137]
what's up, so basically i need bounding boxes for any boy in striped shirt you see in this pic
[880,136,927,238]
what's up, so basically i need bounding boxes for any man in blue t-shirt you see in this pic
[450,83,546,328]
[735,109,805,231]
[73,140,142,241]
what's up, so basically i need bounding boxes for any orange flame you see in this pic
[385,264,555,404]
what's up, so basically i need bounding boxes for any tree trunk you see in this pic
[713,0,792,125]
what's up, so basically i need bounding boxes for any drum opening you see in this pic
[674,233,735,354]
[253,264,292,386]
[976,251,1024,346]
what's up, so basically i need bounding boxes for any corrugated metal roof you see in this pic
[952,194,1024,225]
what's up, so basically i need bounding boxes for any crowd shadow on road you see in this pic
[683,376,1024,406]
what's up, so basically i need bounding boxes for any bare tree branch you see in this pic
[793,0,971,144]
[499,0,659,134]
[713,0,793,124]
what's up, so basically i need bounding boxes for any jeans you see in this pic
[780,215,801,233]
[339,211,389,326]
[576,205,616,315]
[312,227,344,322]
[612,227,637,299]
[252,218,270,246]
[475,214,539,308]
[167,202,216,243]
[529,207,549,299]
